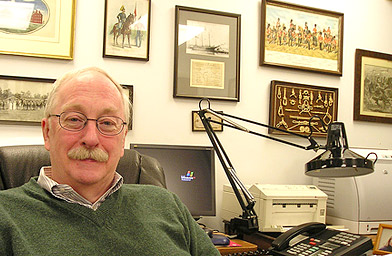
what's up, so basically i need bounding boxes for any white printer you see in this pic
[222,184,327,232]
[313,148,392,235]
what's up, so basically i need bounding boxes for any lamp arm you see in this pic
[198,109,259,234]
[198,99,375,235]
[197,99,323,235]
[205,109,321,151]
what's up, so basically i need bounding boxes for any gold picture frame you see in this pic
[374,224,392,255]
[192,110,223,132]
[0,0,76,59]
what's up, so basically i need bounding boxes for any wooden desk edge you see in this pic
[216,239,258,255]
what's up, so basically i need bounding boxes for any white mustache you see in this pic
[67,147,109,162]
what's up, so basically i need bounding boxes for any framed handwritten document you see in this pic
[174,5,241,101]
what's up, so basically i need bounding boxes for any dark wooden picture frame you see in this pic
[103,0,151,61]
[260,0,344,76]
[354,49,392,124]
[0,75,55,125]
[269,80,338,137]
[174,5,241,101]
[121,84,134,130]
[374,224,392,255]
[192,110,223,132]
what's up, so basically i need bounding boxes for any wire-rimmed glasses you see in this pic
[49,111,127,136]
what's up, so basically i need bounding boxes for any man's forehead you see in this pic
[58,71,119,96]
[54,72,124,116]
[61,103,119,115]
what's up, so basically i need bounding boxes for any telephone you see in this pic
[269,222,373,256]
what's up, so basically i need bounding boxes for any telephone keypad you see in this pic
[287,242,332,255]
[327,232,360,247]
[285,231,362,255]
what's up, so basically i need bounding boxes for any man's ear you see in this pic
[41,118,51,151]
[120,129,128,157]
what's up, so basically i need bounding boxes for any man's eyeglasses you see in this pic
[49,111,127,136]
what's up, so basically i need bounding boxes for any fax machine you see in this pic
[222,184,327,232]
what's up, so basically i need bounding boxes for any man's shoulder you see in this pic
[121,183,168,193]
[0,179,37,196]
[1,179,42,199]
[0,179,42,212]
[120,184,175,200]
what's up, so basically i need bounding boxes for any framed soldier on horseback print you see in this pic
[260,0,344,76]
[103,0,151,61]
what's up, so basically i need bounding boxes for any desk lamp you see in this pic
[197,98,376,235]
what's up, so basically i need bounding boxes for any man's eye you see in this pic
[100,120,116,126]
[64,116,84,124]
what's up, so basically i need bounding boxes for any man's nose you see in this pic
[80,120,100,147]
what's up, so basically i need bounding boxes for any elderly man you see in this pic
[0,67,220,255]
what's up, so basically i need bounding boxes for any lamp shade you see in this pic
[305,122,374,177]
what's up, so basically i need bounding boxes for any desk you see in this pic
[241,232,280,250]
[216,239,258,255]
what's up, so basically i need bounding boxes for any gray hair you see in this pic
[44,67,131,124]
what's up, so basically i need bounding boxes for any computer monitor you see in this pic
[130,143,216,218]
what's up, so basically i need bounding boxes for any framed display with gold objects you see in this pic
[269,80,338,137]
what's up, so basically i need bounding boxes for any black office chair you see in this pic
[0,145,166,190]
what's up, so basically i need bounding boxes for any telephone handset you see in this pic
[269,222,373,256]
[272,222,326,251]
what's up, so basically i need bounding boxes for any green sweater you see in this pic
[0,178,220,256]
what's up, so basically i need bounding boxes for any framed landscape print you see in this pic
[103,0,151,61]
[192,110,223,132]
[0,75,55,125]
[174,5,241,101]
[260,0,344,75]
[0,77,135,129]
[0,0,76,59]
[269,80,338,137]
[354,49,392,124]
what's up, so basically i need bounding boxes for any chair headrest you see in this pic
[0,145,166,190]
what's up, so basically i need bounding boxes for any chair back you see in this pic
[0,145,166,190]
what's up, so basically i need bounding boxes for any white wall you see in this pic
[0,0,391,231]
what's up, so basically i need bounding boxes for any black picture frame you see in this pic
[0,75,55,125]
[103,0,151,61]
[121,84,134,130]
[174,5,241,101]
[354,49,392,124]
